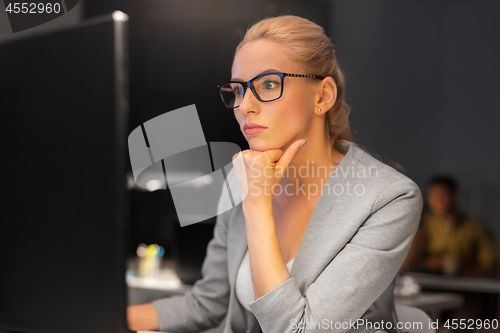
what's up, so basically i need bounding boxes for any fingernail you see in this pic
[299,140,307,149]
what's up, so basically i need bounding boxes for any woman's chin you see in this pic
[248,143,265,152]
[248,140,270,152]
[248,140,286,152]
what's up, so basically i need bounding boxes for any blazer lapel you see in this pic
[226,203,248,288]
[290,142,365,293]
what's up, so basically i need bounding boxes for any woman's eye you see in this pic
[235,86,245,96]
[262,80,278,90]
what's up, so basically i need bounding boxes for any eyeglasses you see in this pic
[218,72,326,109]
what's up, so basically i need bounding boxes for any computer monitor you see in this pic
[0,12,132,333]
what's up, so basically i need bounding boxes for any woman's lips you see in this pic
[243,122,267,135]
[244,127,267,135]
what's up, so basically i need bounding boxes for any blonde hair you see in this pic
[235,15,352,149]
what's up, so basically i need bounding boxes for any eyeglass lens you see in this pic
[220,74,282,108]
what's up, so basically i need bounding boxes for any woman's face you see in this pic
[231,39,317,152]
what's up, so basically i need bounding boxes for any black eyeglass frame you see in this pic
[218,72,326,109]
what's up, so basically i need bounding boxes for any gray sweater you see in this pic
[153,141,423,333]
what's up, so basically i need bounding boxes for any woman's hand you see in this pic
[232,139,306,207]
[127,303,159,331]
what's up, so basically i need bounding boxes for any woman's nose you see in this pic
[237,87,259,114]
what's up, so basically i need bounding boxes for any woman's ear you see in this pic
[315,77,337,115]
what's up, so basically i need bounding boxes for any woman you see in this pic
[128,15,423,333]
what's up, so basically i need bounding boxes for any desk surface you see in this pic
[127,271,465,315]
[127,274,191,293]
[135,293,462,333]
[408,272,500,293]
[395,292,464,312]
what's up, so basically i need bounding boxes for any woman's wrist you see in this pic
[242,196,273,215]
[127,303,159,331]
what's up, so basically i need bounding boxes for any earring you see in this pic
[318,108,321,112]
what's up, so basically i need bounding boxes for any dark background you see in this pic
[1,0,499,277]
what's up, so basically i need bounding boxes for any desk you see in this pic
[127,270,464,332]
[395,292,464,313]
[408,272,500,318]
[408,272,500,293]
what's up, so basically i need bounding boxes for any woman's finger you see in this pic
[274,139,306,171]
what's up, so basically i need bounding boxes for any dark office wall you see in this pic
[331,0,445,186]
[331,0,500,244]
[440,1,500,247]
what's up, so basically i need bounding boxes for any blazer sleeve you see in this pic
[248,177,423,333]
[152,200,232,332]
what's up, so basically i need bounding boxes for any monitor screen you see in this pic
[0,12,131,333]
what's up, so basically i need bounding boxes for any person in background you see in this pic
[401,176,497,331]
[407,176,496,276]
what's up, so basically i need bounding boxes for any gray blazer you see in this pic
[153,141,423,333]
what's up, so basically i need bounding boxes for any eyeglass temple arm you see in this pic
[283,73,326,80]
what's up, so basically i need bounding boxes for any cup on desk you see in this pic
[442,254,460,275]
